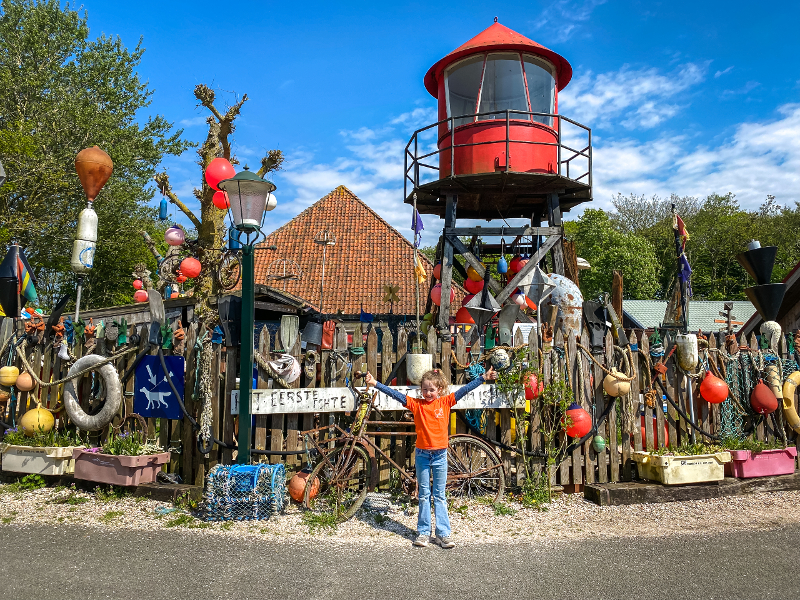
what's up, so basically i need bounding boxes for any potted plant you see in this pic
[721,438,797,479]
[73,429,170,486]
[632,443,731,485]
[0,427,85,476]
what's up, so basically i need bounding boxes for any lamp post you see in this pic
[218,167,276,464]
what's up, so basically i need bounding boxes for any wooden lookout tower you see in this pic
[404,19,592,337]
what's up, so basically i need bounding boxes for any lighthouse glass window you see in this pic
[478,53,529,121]
[445,55,485,127]
[523,55,556,126]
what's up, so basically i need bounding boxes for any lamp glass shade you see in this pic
[218,171,276,232]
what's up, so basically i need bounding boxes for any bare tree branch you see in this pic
[154,172,201,229]
[257,149,285,178]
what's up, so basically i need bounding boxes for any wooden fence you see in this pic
[2,316,798,489]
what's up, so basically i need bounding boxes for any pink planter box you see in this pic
[725,447,797,479]
[72,449,170,486]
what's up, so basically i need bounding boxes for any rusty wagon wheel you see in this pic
[447,435,506,502]
[217,251,241,291]
[303,445,371,521]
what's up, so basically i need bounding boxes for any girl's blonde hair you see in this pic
[419,369,450,395]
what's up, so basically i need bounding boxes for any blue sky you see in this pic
[88,0,799,246]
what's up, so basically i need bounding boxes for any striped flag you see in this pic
[17,248,37,303]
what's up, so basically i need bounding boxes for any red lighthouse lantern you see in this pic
[424,20,572,178]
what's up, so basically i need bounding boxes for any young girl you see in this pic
[365,366,497,548]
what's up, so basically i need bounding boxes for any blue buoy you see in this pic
[159,197,168,220]
[497,256,508,273]
[228,227,241,250]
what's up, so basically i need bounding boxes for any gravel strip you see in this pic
[2,483,800,546]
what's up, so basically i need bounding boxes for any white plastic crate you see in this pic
[0,445,82,476]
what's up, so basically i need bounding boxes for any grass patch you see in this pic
[48,492,89,506]
[173,492,199,512]
[164,513,210,529]
[219,521,233,531]
[491,501,517,516]
[1,515,14,524]
[371,512,389,526]
[95,486,131,502]
[0,474,47,493]
[100,510,124,523]
[301,511,339,534]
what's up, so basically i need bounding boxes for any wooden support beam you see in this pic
[444,226,561,237]
[546,193,565,275]
[437,193,457,340]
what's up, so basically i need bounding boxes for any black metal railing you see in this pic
[403,109,592,197]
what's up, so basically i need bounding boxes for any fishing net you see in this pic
[202,463,287,521]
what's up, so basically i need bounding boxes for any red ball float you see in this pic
[180,257,202,279]
[433,263,441,280]
[509,254,522,274]
[455,307,474,324]
[430,283,455,307]
[212,190,230,210]
[523,373,543,400]
[462,294,475,305]
[699,372,728,404]
[204,158,235,191]
[133,289,148,303]
[563,402,592,438]
[464,277,484,294]
[750,379,778,415]
[132,279,143,290]
[176,273,188,284]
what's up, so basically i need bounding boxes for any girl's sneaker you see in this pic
[413,534,430,547]
[435,536,455,548]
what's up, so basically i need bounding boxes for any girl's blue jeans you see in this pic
[415,448,451,538]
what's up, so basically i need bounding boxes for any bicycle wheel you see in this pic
[447,435,505,502]
[303,445,371,521]
[217,252,241,291]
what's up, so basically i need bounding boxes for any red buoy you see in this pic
[563,402,592,438]
[523,373,543,400]
[750,379,778,415]
[464,277,484,294]
[699,372,728,404]
[455,307,474,324]
[180,257,202,279]
[212,190,230,209]
[204,158,235,191]
[133,289,148,303]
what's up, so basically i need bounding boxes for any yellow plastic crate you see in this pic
[632,450,731,485]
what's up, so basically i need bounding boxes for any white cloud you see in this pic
[179,116,208,127]
[530,0,608,43]
[590,104,800,211]
[560,62,709,129]
[714,66,734,78]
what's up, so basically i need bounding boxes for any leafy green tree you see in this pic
[569,209,660,300]
[0,0,191,310]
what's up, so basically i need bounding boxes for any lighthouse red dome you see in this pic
[424,21,573,97]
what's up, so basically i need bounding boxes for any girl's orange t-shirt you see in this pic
[405,393,457,450]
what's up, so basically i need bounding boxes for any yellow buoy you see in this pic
[19,407,55,436]
[603,368,631,397]
[0,365,19,387]
[466,263,486,282]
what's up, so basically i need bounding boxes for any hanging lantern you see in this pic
[699,372,728,404]
[497,256,508,274]
[132,279,143,290]
[165,225,185,246]
[19,407,54,436]
[455,307,474,324]
[464,277,484,294]
[204,157,236,191]
[523,373,543,400]
[466,263,485,282]
[159,196,168,220]
[603,368,631,397]
[430,283,455,307]
[0,366,19,386]
[212,190,230,210]
[433,263,442,280]
[180,257,202,279]
[15,372,35,392]
[288,468,319,502]
[509,254,522,274]
[563,402,592,438]
[133,289,149,303]
[750,379,778,414]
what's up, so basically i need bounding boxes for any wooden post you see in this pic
[254,327,270,458]
[567,331,582,489]
[664,334,678,449]
[546,192,565,276]
[437,193,457,338]
[612,271,623,323]
[580,326,595,485]
[623,331,638,479]
[592,333,608,483]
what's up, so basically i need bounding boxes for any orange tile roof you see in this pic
[255,186,464,316]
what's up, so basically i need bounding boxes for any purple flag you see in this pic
[412,210,424,248]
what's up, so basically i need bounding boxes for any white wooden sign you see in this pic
[231,384,515,415]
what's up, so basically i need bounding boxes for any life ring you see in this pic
[781,371,800,435]
[63,354,122,431]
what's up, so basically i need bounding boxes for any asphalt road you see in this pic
[2,523,798,600]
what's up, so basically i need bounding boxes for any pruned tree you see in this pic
[154,84,284,320]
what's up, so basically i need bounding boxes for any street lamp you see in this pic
[217,167,276,464]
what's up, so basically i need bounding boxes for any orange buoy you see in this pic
[75,146,113,202]
[288,468,319,502]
